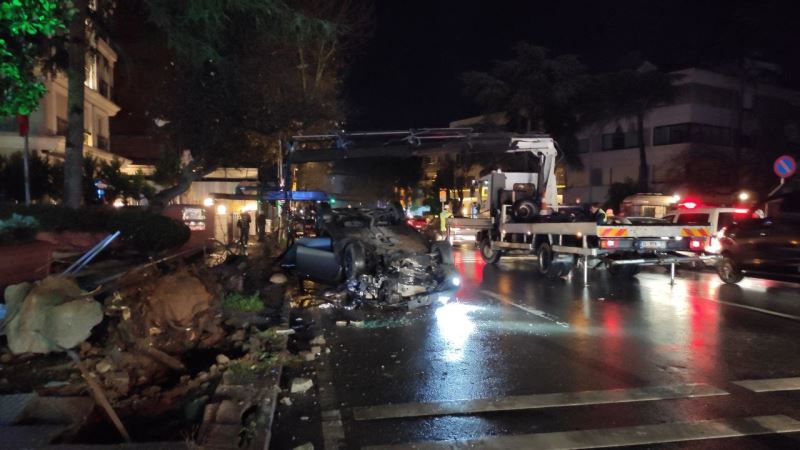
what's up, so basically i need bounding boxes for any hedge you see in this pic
[0,204,190,253]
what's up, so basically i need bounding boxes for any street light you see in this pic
[738,192,749,201]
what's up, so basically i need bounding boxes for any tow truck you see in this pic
[283,130,717,284]
[460,136,718,283]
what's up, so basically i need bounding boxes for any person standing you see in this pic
[589,203,608,224]
[237,212,251,247]
[256,211,267,241]
[439,204,453,240]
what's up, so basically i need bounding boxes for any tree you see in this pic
[63,0,87,208]
[115,0,364,208]
[461,43,587,168]
[580,63,681,191]
[0,0,72,117]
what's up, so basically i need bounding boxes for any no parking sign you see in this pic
[774,155,797,179]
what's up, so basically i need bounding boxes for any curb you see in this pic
[199,286,292,449]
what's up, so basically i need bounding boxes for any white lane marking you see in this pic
[702,296,800,322]
[352,383,727,421]
[734,377,800,393]
[481,290,569,328]
[363,415,800,450]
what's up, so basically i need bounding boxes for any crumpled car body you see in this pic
[282,205,459,308]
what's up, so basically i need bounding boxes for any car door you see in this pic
[724,219,764,269]
[767,217,800,275]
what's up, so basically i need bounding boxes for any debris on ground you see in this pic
[0,242,289,446]
[269,273,289,285]
[290,377,313,394]
[2,276,103,354]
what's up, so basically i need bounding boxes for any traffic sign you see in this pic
[774,155,797,178]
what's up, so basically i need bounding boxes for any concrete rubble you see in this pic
[290,377,314,394]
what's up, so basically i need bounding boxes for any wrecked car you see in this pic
[282,203,460,308]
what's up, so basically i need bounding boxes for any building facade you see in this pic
[565,67,800,204]
[0,38,128,166]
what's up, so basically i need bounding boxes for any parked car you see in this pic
[717,191,800,284]
[406,216,429,231]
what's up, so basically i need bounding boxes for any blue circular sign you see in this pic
[774,155,797,178]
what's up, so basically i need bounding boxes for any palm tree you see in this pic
[461,43,587,168]
[581,63,681,191]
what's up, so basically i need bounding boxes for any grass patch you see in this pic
[222,293,264,312]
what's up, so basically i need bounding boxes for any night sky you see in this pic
[345,0,800,130]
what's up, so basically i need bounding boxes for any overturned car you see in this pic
[282,204,460,308]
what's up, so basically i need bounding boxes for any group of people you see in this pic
[235,211,268,246]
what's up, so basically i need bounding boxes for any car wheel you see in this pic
[537,243,564,278]
[718,255,744,284]
[479,238,501,264]
[512,197,539,222]
[344,242,366,280]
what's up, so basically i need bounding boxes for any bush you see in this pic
[0,214,39,244]
[0,205,189,253]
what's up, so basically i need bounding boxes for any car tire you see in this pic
[718,255,744,284]
[431,241,455,265]
[512,197,539,223]
[479,238,501,264]
[343,242,366,280]
[537,243,564,278]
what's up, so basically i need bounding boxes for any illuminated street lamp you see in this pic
[738,192,750,201]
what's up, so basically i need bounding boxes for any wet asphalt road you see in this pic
[274,248,800,449]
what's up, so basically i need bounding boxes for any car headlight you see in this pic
[450,275,461,287]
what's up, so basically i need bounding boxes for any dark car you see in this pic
[282,203,460,308]
[717,191,800,284]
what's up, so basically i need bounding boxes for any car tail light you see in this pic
[690,239,704,250]
[600,239,617,249]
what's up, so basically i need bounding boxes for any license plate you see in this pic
[640,240,666,249]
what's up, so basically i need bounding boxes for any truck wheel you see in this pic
[344,242,366,280]
[608,264,640,278]
[480,238,501,264]
[718,255,743,284]
[512,197,539,222]
[537,243,563,278]
[431,241,455,265]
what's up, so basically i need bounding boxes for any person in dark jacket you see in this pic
[589,203,608,224]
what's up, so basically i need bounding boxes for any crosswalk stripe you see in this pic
[733,377,800,393]
[362,415,800,450]
[352,383,727,421]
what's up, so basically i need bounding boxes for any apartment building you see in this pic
[0,37,127,166]
[565,67,800,204]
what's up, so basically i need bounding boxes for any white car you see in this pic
[662,206,751,254]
